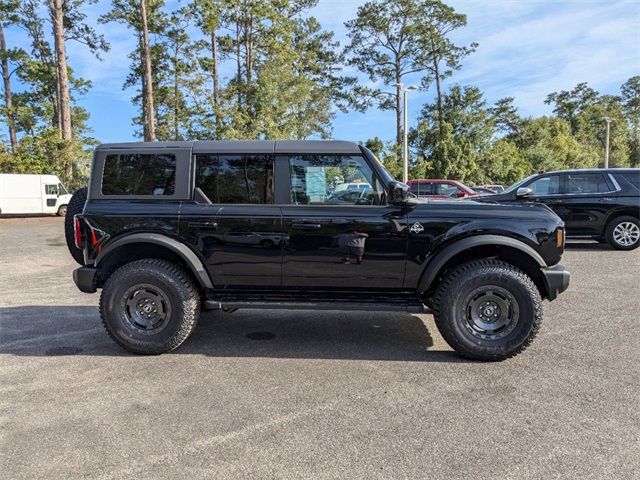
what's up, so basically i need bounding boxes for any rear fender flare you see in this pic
[95,233,214,289]
[417,235,547,293]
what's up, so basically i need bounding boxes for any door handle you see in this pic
[188,221,218,228]
[291,222,322,230]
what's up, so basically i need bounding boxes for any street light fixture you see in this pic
[397,83,418,183]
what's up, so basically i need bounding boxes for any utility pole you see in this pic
[604,117,611,168]
[397,84,418,184]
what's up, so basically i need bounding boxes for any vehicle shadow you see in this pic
[0,305,465,363]
[564,241,612,252]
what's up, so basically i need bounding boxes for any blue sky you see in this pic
[2,0,639,145]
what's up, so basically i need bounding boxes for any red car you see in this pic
[406,179,477,199]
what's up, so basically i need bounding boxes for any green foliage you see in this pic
[412,85,492,182]
[2,0,638,189]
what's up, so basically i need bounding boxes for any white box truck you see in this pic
[0,173,72,216]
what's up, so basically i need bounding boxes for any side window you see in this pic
[413,182,434,196]
[613,172,640,191]
[195,154,273,204]
[437,183,459,197]
[45,184,58,195]
[527,175,561,195]
[102,153,176,195]
[567,173,609,194]
[289,154,383,205]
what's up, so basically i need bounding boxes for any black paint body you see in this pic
[76,141,569,304]
[478,169,640,241]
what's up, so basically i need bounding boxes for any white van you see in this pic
[0,174,72,216]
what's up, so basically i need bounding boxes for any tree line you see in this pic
[1,0,638,189]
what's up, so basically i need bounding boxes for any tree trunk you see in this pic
[433,55,444,135]
[52,0,73,181]
[210,31,219,128]
[0,24,18,152]
[173,46,179,140]
[140,0,156,141]
[52,0,72,141]
[236,23,242,109]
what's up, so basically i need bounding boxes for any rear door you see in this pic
[280,153,407,291]
[180,153,282,288]
[562,172,616,236]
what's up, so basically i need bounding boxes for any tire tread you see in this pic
[433,259,542,361]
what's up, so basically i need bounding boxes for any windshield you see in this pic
[504,174,537,193]
[58,183,69,195]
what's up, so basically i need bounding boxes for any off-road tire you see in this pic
[99,259,201,354]
[433,259,542,361]
[64,186,88,265]
[605,216,640,250]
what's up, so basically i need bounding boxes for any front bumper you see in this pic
[541,264,570,301]
[73,266,98,293]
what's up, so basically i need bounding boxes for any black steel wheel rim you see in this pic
[121,284,171,333]
[461,286,519,340]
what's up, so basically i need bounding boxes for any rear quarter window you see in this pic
[102,153,176,196]
[614,171,640,191]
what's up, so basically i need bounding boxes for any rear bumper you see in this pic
[541,264,570,301]
[73,266,97,293]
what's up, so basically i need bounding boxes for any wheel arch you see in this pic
[94,233,214,290]
[418,235,549,299]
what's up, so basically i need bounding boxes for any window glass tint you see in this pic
[102,153,176,195]
[614,172,640,190]
[410,182,434,195]
[45,184,58,195]
[528,175,561,195]
[437,183,459,197]
[289,155,383,205]
[567,173,609,194]
[195,154,273,204]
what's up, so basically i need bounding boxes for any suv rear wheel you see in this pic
[605,216,640,250]
[100,259,201,354]
[433,259,542,361]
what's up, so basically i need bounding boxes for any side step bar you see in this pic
[203,300,432,314]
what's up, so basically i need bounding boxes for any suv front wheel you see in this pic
[100,259,201,354]
[433,260,542,361]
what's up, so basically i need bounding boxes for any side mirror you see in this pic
[388,180,410,204]
[456,190,466,198]
[516,187,533,198]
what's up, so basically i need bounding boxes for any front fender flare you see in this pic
[417,234,547,293]
[95,233,214,289]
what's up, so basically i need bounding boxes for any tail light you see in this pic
[74,215,85,249]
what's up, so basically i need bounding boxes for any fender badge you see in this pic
[410,222,424,234]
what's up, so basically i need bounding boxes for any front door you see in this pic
[42,181,59,214]
[180,153,282,289]
[280,153,407,290]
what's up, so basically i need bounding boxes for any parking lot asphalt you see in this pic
[1,216,639,479]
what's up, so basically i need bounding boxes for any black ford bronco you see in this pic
[70,140,569,360]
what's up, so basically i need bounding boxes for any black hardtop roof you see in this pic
[95,140,363,154]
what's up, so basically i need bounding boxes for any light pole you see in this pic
[604,117,611,168]
[397,83,418,183]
